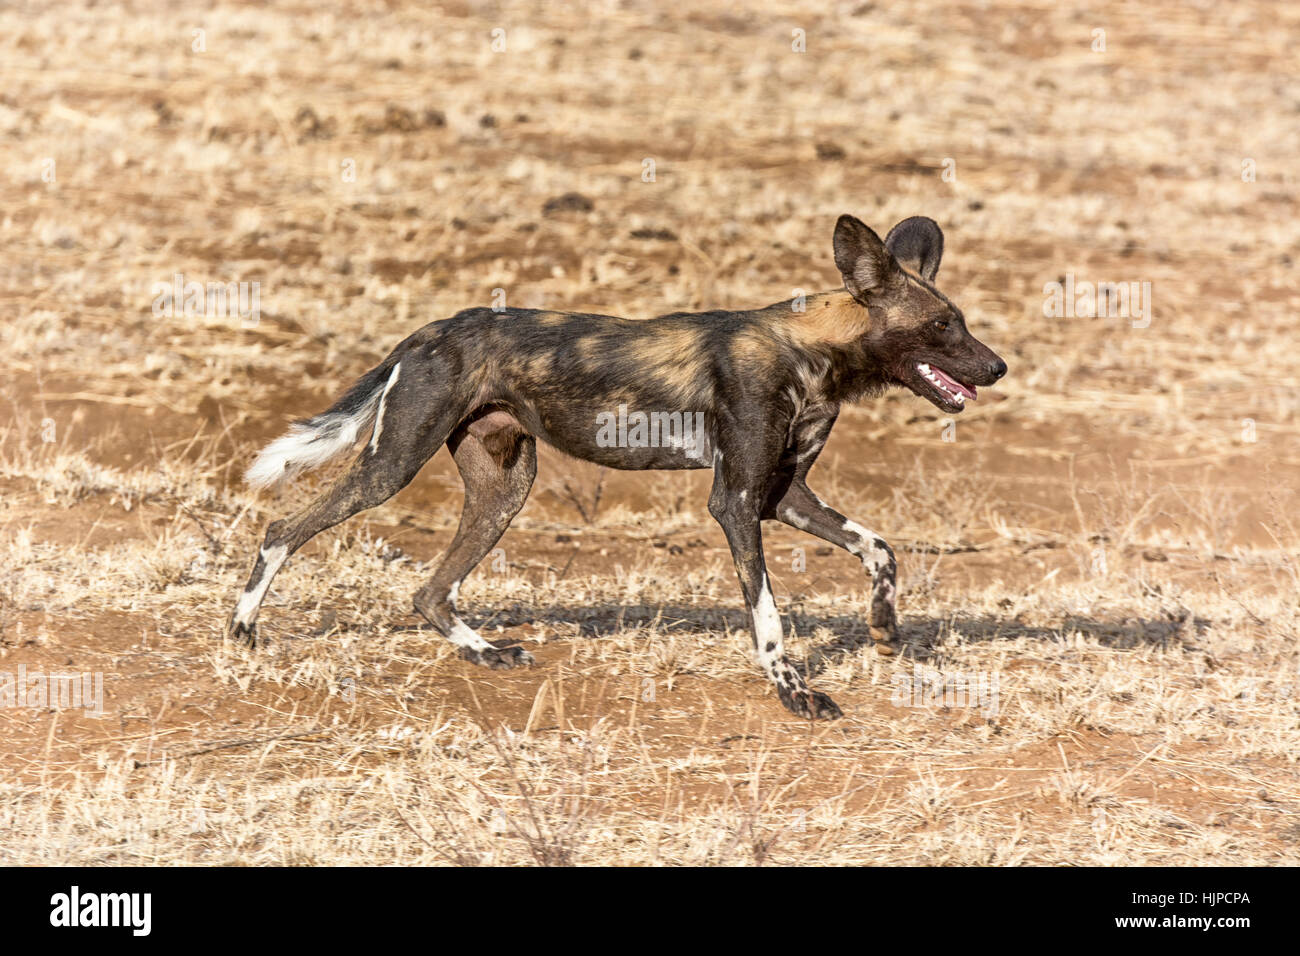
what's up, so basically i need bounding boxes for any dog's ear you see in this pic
[883,216,944,282]
[833,215,899,303]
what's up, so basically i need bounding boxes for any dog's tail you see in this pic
[244,357,402,489]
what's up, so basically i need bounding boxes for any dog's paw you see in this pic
[869,624,898,656]
[777,684,843,720]
[460,645,535,670]
[226,617,258,649]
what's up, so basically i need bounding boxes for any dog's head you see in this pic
[833,214,1006,413]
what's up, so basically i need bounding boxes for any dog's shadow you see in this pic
[393,602,1209,677]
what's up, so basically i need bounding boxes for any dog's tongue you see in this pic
[932,366,977,400]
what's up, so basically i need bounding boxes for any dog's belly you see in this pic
[547,439,712,471]
[513,403,714,471]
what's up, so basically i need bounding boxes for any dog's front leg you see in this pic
[708,455,842,720]
[766,480,898,653]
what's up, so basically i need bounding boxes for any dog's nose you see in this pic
[989,358,1007,380]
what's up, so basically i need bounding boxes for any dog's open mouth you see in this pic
[916,362,977,409]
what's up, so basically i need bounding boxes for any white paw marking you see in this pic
[751,578,784,665]
[233,544,288,627]
[841,517,889,573]
[448,618,493,651]
[841,517,872,543]
[443,578,492,651]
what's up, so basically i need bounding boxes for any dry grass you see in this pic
[1,0,1298,865]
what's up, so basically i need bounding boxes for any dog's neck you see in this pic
[774,290,870,346]
[769,290,891,404]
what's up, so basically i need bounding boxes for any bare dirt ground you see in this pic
[1,0,1298,864]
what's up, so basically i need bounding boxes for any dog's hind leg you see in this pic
[765,479,898,653]
[228,363,463,644]
[412,411,537,669]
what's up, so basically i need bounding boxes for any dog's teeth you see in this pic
[921,362,966,404]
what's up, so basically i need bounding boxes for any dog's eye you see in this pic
[932,318,949,332]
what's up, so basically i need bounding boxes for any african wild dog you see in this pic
[229,215,1006,719]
